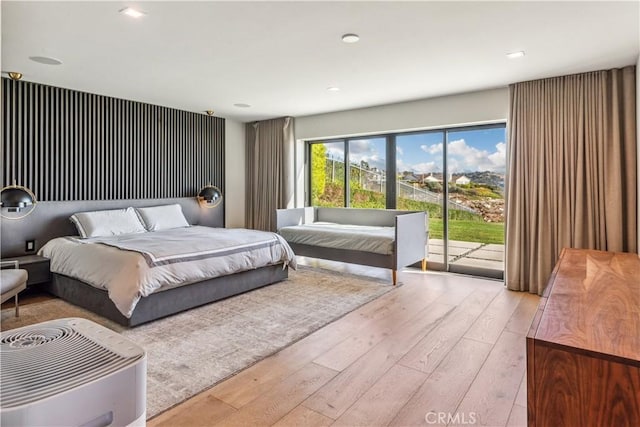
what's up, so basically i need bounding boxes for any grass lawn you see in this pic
[429,219,504,244]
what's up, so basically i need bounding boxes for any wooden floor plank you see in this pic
[148,394,236,427]
[398,286,502,374]
[504,293,540,335]
[464,289,523,344]
[390,338,493,427]
[211,362,338,427]
[452,330,527,427]
[209,280,422,408]
[271,406,334,427]
[506,404,527,427]
[303,302,455,419]
[332,364,427,427]
[313,283,447,371]
[208,321,351,409]
[514,371,527,408]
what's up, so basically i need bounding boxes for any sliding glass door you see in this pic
[446,127,506,278]
[395,131,446,268]
[308,123,506,279]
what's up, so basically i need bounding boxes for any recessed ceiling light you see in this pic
[120,7,145,18]
[341,33,360,43]
[234,103,251,108]
[205,110,215,116]
[29,56,63,65]
[327,87,340,92]
[506,51,525,59]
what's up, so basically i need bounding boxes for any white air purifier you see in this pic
[1,318,146,427]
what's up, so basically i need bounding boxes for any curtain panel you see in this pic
[506,66,637,294]
[245,117,295,231]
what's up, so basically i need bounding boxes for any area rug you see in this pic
[0,266,393,418]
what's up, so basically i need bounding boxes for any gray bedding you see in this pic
[278,222,395,255]
[40,226,296,318]
[85,226,296,267]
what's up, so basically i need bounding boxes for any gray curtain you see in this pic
[506,66,637,294]
[245,117,295,231]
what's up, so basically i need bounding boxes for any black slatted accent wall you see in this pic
[2,78,224,200]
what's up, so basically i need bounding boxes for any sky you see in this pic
[322,127,506,174]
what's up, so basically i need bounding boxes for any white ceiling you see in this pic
[2,1,639,122]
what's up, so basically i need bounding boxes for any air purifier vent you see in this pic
[1,318,145,409]
[1,325,70,348]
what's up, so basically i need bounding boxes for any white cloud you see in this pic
[487,142,506,167]
[325,146,344,161]
[421,143,442,155]
[406,139,506,173]
[447,158,461,173]
[349,139,373,155]
[349,139,386,170]
[410,161,440,174]
[446,139,506,172]
[321,138,506,175]
[353,154,384,171]
[398,158,441,174]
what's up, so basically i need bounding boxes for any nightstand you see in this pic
[2,255,51,286]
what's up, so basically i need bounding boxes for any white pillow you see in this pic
[70,207,147,238]
[135,204,190,231]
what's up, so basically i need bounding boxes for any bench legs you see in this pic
[392,259,426,285]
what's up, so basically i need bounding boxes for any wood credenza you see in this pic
[527,248,640,427]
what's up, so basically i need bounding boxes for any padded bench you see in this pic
[276,207,428,285]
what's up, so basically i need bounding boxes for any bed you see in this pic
[0,198,296,327]
[276,207,428,285]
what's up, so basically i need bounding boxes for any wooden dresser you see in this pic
[527,248,640,427]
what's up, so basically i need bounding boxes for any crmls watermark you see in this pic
[425,411,477,425]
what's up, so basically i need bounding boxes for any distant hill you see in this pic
[463,171,505,190]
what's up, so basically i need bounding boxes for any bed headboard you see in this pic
[0,198,224,258]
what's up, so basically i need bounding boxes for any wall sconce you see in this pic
[7,72,23,81]
[1,181,37,219]
[197,184,222,208]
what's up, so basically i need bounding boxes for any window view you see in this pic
[310,141,345,207]
[347,138,386,208]
[396,132,445,266]
[307,123,506,278]
[446,127,506,274]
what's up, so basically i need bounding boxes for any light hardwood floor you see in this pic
[148,260,539,427]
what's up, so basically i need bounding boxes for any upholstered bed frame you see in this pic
[48,265,287,326]
[0,198,288,327]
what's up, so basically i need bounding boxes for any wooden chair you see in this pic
[1,260,28,317]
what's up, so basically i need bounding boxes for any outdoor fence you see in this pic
[325,158,477,214]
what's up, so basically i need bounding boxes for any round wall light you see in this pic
[0,183,37,220]
[197,184,222,208]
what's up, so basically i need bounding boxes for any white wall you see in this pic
[293,87,509,206]
[295,87,509,140]
[224,118,246,228]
